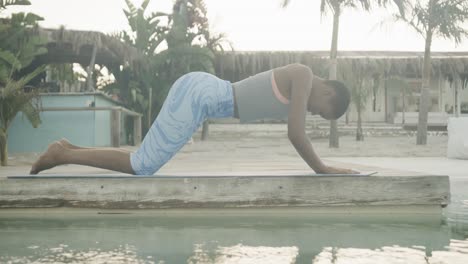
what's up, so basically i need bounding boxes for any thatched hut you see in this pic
[214,51,468,125]
[26,27,143,92]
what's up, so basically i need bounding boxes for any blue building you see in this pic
[8,92,142,154]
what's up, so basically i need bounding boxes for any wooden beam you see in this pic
[40,107,142,117]
[2,175,450,210]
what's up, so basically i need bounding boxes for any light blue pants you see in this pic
[130,72,234,175]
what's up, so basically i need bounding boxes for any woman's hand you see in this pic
[316,166,359,174]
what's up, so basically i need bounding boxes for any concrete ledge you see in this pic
[0,207,445,223]
[0,174,450,210]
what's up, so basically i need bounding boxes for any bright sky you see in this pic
[4,0,468,52]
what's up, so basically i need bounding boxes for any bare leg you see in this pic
[30,141,135,175]
[58,138,89,150]
[59,138,132,154]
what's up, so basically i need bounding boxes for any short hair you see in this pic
[324,80,350,120]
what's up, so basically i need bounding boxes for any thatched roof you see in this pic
[30,27,143,70]
[214,51,468,82]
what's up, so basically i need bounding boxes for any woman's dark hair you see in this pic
[324,80,350,120]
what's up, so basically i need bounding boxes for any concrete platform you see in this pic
[0,124,457,213]
[0,172,450,211]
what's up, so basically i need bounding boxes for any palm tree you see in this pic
[0,66,44,166]
[121,0,168,55]
[108,0,224,139]
[393,0,468,145]
[339,59,379,141]
[0,0,47,165]
[168,0,230,140]
[281,0,404,147]
[110,0,169,132]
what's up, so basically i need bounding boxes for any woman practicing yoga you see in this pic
[30,63,355,175]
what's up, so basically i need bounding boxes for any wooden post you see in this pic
[86,44,98,92]
[384,76,388,123]
[0,130,7,166]
[438,67,443,112]
[201,120,209,141]
[402,79,406,125]
[456,78,461,117]
[111,109,121,147]
[453,79,457,117]
[133,116,142,146]
[148,88,152,129]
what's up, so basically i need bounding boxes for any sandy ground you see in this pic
[189,124,448,157]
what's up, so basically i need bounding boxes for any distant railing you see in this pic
[40,106,142,147]
[393,111,468,130]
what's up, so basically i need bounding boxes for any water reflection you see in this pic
[2,240,467,264]
[0,244,157,264]
[314,239,468,264]
[0,210,467,263]
[0,244,155,264]
[187,244,299,264]
[446,179,468,236]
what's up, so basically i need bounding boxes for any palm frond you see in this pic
[141,0,151,11]
[23,12,43,23]
[394,12,425,36]
[20,100,41,128]
[280,0,292,8]
[0,49,21,71]
[0,0,30,9]
[2,65,45,96]
[124,0,137,15]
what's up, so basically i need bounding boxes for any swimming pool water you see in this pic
[0,208,467,264]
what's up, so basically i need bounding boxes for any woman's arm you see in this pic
[285,64,326,172]
[285,64,356,174]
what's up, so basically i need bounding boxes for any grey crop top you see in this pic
[232,70,289,123]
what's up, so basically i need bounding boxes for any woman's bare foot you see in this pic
[30,141,68,174]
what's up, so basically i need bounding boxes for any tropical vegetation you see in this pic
[393,0,468,145]
[0,0,47,166]
[281,0,405,146]
[104,0,227,138]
